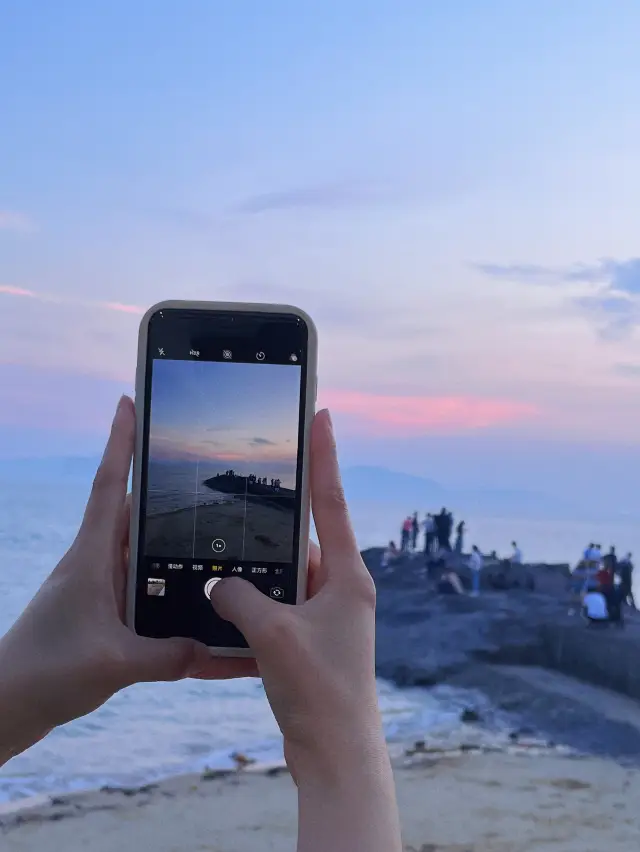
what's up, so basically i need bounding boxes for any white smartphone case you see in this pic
[126,300,318,657]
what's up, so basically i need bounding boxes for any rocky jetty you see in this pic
[366,548,640,760]
[365,548,640,698]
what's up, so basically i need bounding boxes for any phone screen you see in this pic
[134,308,311,649]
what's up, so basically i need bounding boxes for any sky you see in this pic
[149,359,300,485]
[2,1,640,510]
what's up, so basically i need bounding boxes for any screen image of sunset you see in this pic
[144,359,301,561]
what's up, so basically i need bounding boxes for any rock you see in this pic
[266,766,288,777]
[405,740,426,755]
[460,708,482,723]
[509,726,536,741]
[201,768,233,781]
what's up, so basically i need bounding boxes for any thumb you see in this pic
[210,577,277,644]
[126,636,213,684]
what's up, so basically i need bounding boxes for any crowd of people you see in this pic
[383,511,527,599]
[399,509,466,555]
[382,518,637,621]
[577,543,636,625]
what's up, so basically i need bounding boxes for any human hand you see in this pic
[211,409,382,783]
[0,396,256,763]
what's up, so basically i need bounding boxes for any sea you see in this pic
[0,459,636,803]
[0,462,489,804]
[146,460,236,515]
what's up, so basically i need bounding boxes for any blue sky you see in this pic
[149,359,300,480]
[2,1,640,507]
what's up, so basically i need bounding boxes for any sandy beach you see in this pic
[3,747,639,851]
[145,496,295,561]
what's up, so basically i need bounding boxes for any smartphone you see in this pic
[127,301,317,656]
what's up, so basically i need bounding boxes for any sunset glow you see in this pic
[320,390,539,434]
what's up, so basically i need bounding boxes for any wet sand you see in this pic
[3,750,640,851]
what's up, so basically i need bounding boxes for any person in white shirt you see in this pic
[511,541,523,565]
[582,590,608,624]
[582,543,603,593]
[469,546,483,596]
[423,514,435,555]
[381,540,399,571]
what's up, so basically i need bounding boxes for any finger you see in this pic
[124,635,217,684]
[210,577,278,646]
[310,409,358,568]
[307,540,325,598]
[81,396,135,540]
[113,494,132,621]
[192,658,260,680]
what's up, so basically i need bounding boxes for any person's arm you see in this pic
[295,727,401,852]
[0,396,256,769]
[0,657,50,766]
[211,410,402,852]
[0,400,402,851]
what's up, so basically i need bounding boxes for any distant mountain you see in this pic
[341,465,588,521]
[341,466,446,507]
[0,457,597,522]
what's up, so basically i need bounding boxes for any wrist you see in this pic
[0,680,51,767]
[0,636,52,766]
[285,708,389,787]
[292,720,403,852]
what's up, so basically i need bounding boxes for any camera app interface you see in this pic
[135,310,308,648]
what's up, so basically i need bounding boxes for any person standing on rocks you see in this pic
[454,520,465,553]
[511,541,523,565]
[619,553,635,609]
[423,513,436,556]
[604,545,618,577]
[469,545,483,596]
[400,516,412,552]
[436,508,453,551]
[445,510,454,551]
[434,509,445,551]
[411,512,419,552]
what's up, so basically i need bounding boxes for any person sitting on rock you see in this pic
[437,570,465,595]
[582,588,609,626]
[381,541,399,571]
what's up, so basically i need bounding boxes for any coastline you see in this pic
[4,546,640,847]
[4,745,640,850]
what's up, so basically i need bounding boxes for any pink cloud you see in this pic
[320,389,539,434]
[0,286,146,316]
[0,285,36,297]
[101,302,146,315]
[0,211,34,232]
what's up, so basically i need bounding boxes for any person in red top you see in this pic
[596,565,613,587]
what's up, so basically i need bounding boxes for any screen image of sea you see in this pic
[143,359,301,562]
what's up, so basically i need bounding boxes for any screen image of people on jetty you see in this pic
[143,359,301,562]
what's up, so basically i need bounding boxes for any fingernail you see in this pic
[113,395,128,425]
